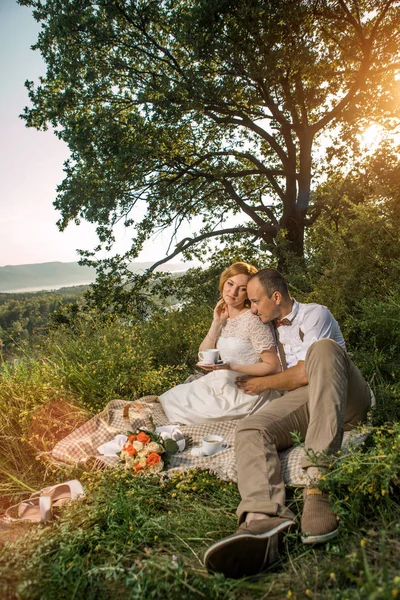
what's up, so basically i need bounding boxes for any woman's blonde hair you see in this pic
[219,262,258,307]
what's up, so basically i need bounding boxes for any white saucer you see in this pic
[197,360,224,367]
[190,445,229,458]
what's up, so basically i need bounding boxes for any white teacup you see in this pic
[198,349,220,364]
[201,434,228,456]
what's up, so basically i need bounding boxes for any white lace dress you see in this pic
[159,310,281,424]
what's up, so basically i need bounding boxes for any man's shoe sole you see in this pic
[204,520,295,578]
[301,528,339,545]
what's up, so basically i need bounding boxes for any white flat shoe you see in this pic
[5,496,52,523]
[30,479,85,507]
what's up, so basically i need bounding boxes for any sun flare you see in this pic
[360,124,383,149]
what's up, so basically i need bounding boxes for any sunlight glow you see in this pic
[360,124,383,149]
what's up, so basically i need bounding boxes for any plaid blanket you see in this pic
[51,396,370,486]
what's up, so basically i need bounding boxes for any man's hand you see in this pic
[236,361,308,394]
[236,375,267,395]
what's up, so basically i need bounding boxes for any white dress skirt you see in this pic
[159,310,281,424]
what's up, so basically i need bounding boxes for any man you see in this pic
[204,268,371,579]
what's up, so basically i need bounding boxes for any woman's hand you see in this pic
[213,299,229,327]
[198,299,227,353]
[196,361,230,371]
[196,363,215,372]
[211,361,230,370]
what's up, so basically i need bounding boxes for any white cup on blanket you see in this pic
[198,349,220,364]
[201,434,228,456]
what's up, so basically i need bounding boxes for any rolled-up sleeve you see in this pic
[296,306,337,362]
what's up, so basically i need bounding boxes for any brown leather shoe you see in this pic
[204,516,296,579]
[301,488,338,544]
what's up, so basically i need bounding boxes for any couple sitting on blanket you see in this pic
[162,262,371,578]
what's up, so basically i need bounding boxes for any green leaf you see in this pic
[164,438,179,455]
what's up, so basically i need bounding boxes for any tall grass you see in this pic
[0,308,206,502]
[0,302,400,598]
[1,468,400,599]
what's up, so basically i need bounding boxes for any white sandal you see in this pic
[3,480,85,523]
[29,479,85,507]
[5,496,52,523]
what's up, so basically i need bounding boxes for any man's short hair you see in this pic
[251,268,290,299]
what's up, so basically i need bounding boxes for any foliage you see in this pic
[0,357,89,504]
[0,289,86,353]
[304,144,400,321]
[0,311,399,597]
[1,466,400,599]
[19,0,400,277]
[0,305,207,504]
[35,312,192,412]
[316,422,400,524]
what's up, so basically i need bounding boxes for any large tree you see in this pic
[21,0,400,274]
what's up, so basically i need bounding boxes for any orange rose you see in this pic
[133,463,144,473]
[146,452,162,466]
[125,444,137,457]
[128,435,137,441]
[137,432,151,444]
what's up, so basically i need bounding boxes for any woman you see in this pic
[159,262,281,424]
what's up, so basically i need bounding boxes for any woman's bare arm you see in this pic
[236,361,308,394]
[214,348,281,376]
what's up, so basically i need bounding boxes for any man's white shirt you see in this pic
[277,300,346,368]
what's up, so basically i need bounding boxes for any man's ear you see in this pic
[272,291,283,305]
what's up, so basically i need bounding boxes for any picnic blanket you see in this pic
[51,394,374,486]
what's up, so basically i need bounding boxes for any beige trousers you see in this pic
[235,339,371,522]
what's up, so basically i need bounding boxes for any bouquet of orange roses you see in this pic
[119,428,181,475]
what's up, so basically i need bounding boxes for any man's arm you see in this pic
[236,361,308,395]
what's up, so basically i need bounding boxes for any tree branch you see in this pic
[204,109,289,168]
[145,226,261,273]
[221,180,266,227]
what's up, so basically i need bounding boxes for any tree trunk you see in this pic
[276,211,305,274]
[276,130,312,274]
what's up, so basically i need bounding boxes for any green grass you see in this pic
[1,308,400,599]
[1,468,400,600]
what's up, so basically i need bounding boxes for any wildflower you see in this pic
[171,555,179,569]
[360,538,367,548]
[329,572,336,581]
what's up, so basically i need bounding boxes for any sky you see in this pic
[0,0,199,268]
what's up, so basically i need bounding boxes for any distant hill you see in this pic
[0,261,195,293]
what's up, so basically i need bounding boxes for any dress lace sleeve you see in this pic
[247,313,276,354]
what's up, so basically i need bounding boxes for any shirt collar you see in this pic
[281,298,299,324]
